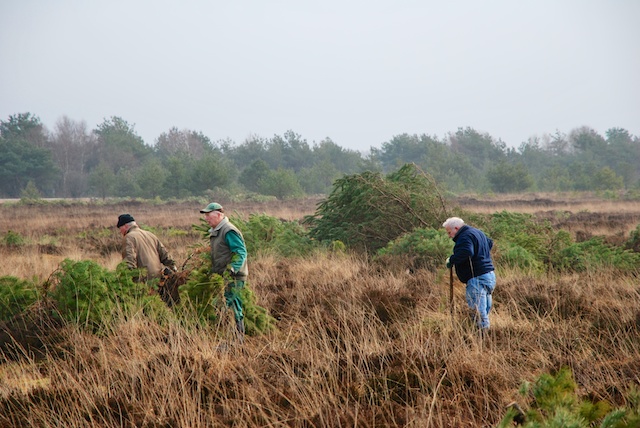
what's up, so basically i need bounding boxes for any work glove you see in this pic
[226,267,240,279]
[446,257,452,269]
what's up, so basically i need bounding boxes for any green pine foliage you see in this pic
[376,227,452,271]
[0,276,41,321]
[48,259,161,330]
[178,253,225,323]
[2,230,26,247]
[485,211,571,270]
[185,220,277,334]
[499,367,640,427]
[233,213,317,257]
[498,242,544,272]
[304,163,449,253]
[626,224,640,252]
[554,237,640,272]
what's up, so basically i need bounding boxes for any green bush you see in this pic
[553,237,640,272]
[376,228,451,271]
[485,211,555,261]
[233,214,317,257]
[0,276,41,321]
[499,366,640,427]
[304,163,449,253]
[497,242,544,272]
[48,259,160,330]
[2,230,26,247]
[626,224,640,253]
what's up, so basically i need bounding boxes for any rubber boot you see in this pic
[235,318,245,344]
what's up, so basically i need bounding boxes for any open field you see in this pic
[1,193,639,427]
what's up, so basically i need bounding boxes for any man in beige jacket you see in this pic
[117,213,176,281]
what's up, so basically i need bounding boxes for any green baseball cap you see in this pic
[200,202,223,213]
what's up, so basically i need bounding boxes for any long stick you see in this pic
[449,267,454,319]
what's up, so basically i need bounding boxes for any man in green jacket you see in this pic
[200,202,249,342]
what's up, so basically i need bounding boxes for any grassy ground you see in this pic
[1,193,639,427]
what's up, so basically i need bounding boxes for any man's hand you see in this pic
[446,257,452,269]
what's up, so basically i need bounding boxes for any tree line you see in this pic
[1,112,638,199]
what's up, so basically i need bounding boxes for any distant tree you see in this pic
[376,133,442,172]
[258,168,304,200]
[486,161,534,193]
[190,153,235,193]
[570,126,606,153]
[49,116,95,197]
[0,113,59,197]
[20,180,42,201]
[298,161,341,195]
[591,166,624,191]
[537,165,573,191]
[239,160,271,193]
[311,138,364,174]
[155,127,211,159]
[91,116,150,173]
[448,127,506,170]
[113,168,142,198]
[0,112,48,148]
[230,135,270,168]
[88,162,116,199]
[162,154,192,197]
[604,128,639,187]
[269,130,313,172]
[544,130,571,156]
[136,158,168,198]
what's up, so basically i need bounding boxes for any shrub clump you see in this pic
[499,366,640,427]
[304,163,449,253]
[376,227,451,271]
[48,259,164,330]
[0,276,41,321]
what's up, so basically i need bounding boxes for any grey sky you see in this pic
[1,1,638,152]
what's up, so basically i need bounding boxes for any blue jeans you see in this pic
[465,271,496,329]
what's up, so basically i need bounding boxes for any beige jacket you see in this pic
[123,225,175,279]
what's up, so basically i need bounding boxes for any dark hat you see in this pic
[117,214,135,228]
[200,202,223,213]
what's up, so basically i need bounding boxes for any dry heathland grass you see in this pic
[1,193,639,427]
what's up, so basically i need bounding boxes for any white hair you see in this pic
[442,217,465,229]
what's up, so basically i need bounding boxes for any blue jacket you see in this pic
[450,225,494,283]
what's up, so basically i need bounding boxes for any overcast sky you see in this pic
[1,1,638,153]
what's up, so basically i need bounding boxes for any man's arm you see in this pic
[124,236,138,269]
[157,241,176,269]
[225,230,247,273]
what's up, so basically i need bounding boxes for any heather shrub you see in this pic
[496,242,544,272]
[304,163,449,253]
[2,230,26,247]
[553,237,640,272]
[0,276,41,321]
[48,259,163,330]
[626,224,640,253]
[233,213,316,257]
[376,227,451,271]
[499,366,640,428]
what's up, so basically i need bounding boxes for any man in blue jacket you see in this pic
[443,217,496,331]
